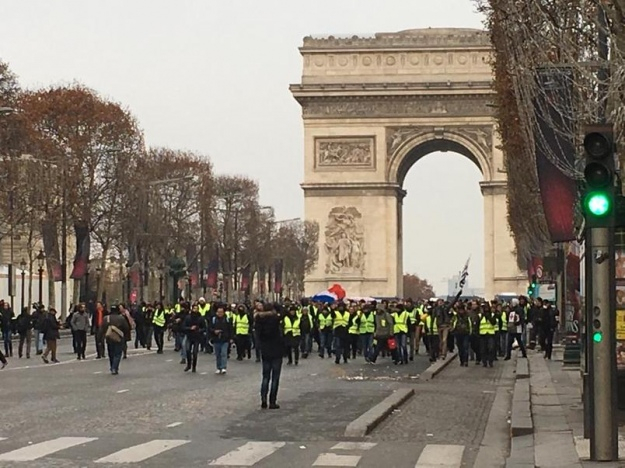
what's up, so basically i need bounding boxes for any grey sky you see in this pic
[0,0,486,295]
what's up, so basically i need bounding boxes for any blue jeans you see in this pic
[319,330,332,356]
[456,334,470,364]
[107,341,123,373]
[395,333,408,363]
[300,333,312,355]
[2,328,12,355]
[214,341,228,370]
[36,332,44,353]
[180,336,187,359]
[359,333,373,361]
[261,357,282,404]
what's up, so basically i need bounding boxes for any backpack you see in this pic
[454,317,469,335]
[104,317,124,343]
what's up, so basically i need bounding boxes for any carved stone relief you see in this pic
[302,96,493,119]
[386,125,493,159]
[316,137,374,168]
[324,206,365,275]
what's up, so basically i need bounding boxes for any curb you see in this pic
[344,388,414,438]
[420,351,458,381]
[506,356,535,467]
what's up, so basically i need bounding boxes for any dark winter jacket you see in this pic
[209,315,233,343]
[255,311,284,360]
[182,312,207,342]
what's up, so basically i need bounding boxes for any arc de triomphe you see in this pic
[290,28,526,299]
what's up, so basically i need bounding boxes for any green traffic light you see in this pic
[586,192,611,216]
[593,331,603,343]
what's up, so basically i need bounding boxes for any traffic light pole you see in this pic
[590,226,618,461]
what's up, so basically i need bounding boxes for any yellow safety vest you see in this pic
[406,308,418,326]
[198,304,210,317]
[283,315,301,337]
[348,312,360,335]
[226,310,233,320]
[333,311,350,329]
[479,315,496,335]
[153,309,166,327]
[175,303,182,313]
[233,314,250,335]
[359,312,375,334]
[392,310,409,334]
[318,314,333,330]
[500,311,507,331]
[424,315,437,335]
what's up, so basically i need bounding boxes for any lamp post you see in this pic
[36,250,45,306]
[1,108,15,311]
[125,263,131,305]
[19,258,26,312]
[83,259,91,303]
[158,263,164,301]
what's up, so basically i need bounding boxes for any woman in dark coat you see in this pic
[255,303,285,409]
[41,309,61,364]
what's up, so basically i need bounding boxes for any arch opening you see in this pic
[400,150,485,297]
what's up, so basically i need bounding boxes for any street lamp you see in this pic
[36,250,45,306]
[83,259,91,303]
[158,263,165,301]
[19,258,26,312]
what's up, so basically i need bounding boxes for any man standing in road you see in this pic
[255,302,284,409]
[99,305,130,375]
[71,303,90,360]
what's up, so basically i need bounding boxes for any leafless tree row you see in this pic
[0,61,318,305]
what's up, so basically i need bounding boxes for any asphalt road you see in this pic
[0,338,506,467]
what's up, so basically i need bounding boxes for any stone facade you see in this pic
[291,28,527,299]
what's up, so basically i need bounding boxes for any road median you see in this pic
[344,388,414,438]
[420,351,457,381]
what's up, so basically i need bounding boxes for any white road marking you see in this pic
[209,441,285,466]
[313,453,361,467]
[166,422,183,428]
[0,438,6,441]
[200,372,208,375]
[95,439,189,464]
[0,437,97,461]
[166,359,173,362]
[415,444,465,467]
[331,442,377,451]
[93,371,103,374]
[116,389,129,394]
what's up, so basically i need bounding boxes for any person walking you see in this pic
[32,304,46,355]
[119,304,136,359]
[71,304,90,360]
[505,299,527,360]
[1,301,14,357]
[233,304,252,360]
[92,302,107,359]
[152,302,167,354]
[209,305,233,374]
[255,302,284,409]
[282,306,301,366]
[451,304,472,366]
[182,304,206,372]
[41,308,61,364]
[368,306,395,364]
[99,305,130,375]
[16,307,33,359]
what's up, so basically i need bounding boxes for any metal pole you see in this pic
[8,189,14,312]
[20,269,25,312]
[38,267,43,305]
[61,166,68,320]
[590,227,618,461]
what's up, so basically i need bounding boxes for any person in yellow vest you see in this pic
[479,303,498,367]
[347,304,361,359]
[233,304,252,360]
[332,303,351,364]
[404,299,419,361]
[299,306,314,359]
[391,305,410,364]
[197,297,211,354]
[317,306,334,358]
[282,306,301,365]
[152,302,167,354]
[451,303,472,366]
[423,309,439,363]
[359,305,376,362]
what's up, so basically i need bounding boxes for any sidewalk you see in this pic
[508,347,625,468]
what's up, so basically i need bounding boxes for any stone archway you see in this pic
[291,28,526,298]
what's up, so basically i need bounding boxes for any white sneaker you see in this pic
[221,369,227,374]
[215,369,221,374]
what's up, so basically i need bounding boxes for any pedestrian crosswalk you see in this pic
[0,436,468,467]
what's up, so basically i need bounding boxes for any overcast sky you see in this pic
[0,0,486,295]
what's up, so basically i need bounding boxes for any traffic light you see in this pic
[592,316,603,343]
[527,274,537,297]
[582,125,615,227]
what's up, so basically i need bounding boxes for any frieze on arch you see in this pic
[324,206,365,275]
[300,95,494,119]
[386,125,494,160]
